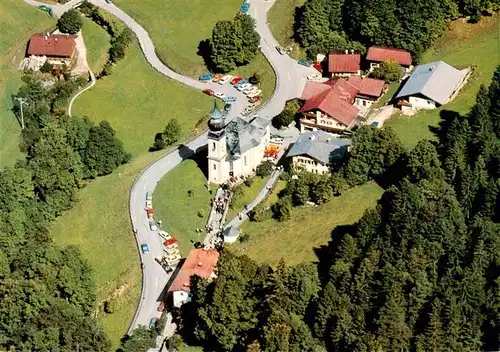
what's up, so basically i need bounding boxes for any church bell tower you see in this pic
[207,101,227,184]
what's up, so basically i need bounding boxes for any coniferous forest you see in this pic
[178,67,500,351]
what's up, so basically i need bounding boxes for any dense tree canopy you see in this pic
[210,14,260,72]
[57,9,83,34]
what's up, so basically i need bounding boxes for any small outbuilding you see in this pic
[395,61,468,111]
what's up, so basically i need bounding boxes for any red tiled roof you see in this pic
[300,78,360,127]
[27,33,76,58]
[366,46,412,66]
[168,249,219,293]
[328,52,361,73]
[301,81,331,100]
[348,76,385,98]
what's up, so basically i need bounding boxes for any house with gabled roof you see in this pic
[27,33,77,68]
[299,76,385,133]
[287,130,351,175]
[328,50,361,77]
[395,61,468,111]
[168,249,220,308]
[366,46,413,73]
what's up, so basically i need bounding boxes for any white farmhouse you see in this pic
[207,103,270,184]
[396,61,468,111]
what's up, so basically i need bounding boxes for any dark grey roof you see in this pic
[287,130,351,164]
[226,117,269,159]
[396,61,465,105]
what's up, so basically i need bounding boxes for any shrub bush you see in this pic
[57,9,83,34]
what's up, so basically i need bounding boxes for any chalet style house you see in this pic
[299,76,385,133]
[27,33,77,69]
[366,46,413,73]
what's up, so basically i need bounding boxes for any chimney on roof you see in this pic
[197,262,203,266]
[55,37,58,42]
[350,49,354,54]
[344,49,348,55]
[309,135,316,141]
[44,34,48,40]
[183,282,189,287]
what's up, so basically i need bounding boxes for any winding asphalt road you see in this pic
[24,0,316,333]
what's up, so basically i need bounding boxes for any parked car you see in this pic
[247,89,262,98]
[212,73,224,82]
[237,83,252,91]
[158,230,171,240]
[145,192,152,208]
[202,88,215,96]
[249,95,261,103]
[371,121,380,127]
[298,59,311,67]
[240,2,250,13]
[223,96,237,103]
[235,79,248,87]
[105,0,112,3]
[214,92,226,99]
[199,73,214,81]
[218,75,232,85]
[146,208,154,219]
[307,73,322,81]
[141,243,149,254]
[149,317,157,329]
[149,221,157,231]
[242,86,257,95]
[270,136,284,144]
[275,45,285,55]
[224,103,232,111]
[231,76,243,85]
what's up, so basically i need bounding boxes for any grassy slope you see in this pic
[231,182,383,266]
[72,40,213,157]
[0,0,54,167]
[51,152,160,349]
[114,0,276,100]
[153,159,212,257]
[268,0,306,59]
[227,177,267,220]
[81,17,111,73]
[386,15,499,150]
[115,0,241,76]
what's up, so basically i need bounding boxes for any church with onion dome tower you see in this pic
[207,101,271,184]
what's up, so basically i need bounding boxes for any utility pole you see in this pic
[14,97,28,130]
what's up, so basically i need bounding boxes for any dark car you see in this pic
[202,89,215,96]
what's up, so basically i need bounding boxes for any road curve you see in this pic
[24,0,316,332]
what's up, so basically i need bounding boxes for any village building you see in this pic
[396,61,468,111]
[299,76,385,133]
[287,130,351,175]
[168,249,220,308]
[26,33,77,70]
[328,50,361,77]
[366,46,413,73]
[207,103,270,184]
[348,75,386,111]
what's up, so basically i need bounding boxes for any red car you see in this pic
[249,95,261,103]
[230,76,243,85]
[202,89,214,96]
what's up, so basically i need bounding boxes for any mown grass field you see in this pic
[0,0,54,167]
[231,182,383,266]
[72,39,213,157]
[81,17,111,73]
[268,0,307,59]
[114,0,276,100]
[386,14,500,150]
[153,159,212,257]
